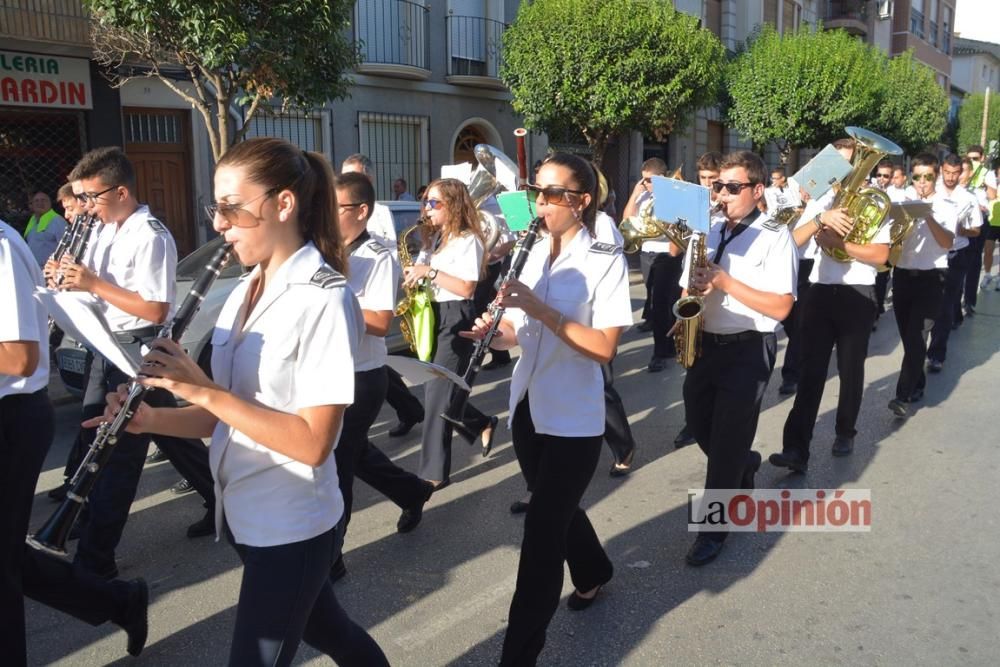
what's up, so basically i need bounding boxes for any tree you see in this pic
[86,0,358,161]
[871,51,949,155]
[500,0,724,165]
[957,92,1000,156]
[726,25,883,163]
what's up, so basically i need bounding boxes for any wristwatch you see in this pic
[428,268,439,281]
[812,216,824,231]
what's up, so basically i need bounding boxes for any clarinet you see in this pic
[51,214,84,264]
[28,242,234,556]
[55,215,98,287]
[441,216,543,437]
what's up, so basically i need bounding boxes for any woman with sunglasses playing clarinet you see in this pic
[465,153,633,666]
[87,137,387,666]
[403,179,496,488]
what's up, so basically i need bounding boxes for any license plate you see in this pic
[58,355,87,375]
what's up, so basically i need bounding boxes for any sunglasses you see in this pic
[911,173,937,182]
[423,198,444,210]
[876,173,892,179]
[526,184,586,205]
[76,185,118,204]
[711,181,756,195]
[205,188,279,228]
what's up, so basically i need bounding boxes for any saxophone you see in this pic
[672,231,707,369]
[395,219,434,354]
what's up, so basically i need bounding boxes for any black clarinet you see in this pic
[51,214,85,264]
[28,242,234,556]
[441,216,543,439]
[55,215,98,287]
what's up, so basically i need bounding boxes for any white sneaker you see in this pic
[982,275,995,290]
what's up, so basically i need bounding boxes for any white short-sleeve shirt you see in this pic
[594,211,624,246]
[367,203,398,257]
[680,211,798,334]
[765,184,802,214]
[792,189,836,261]
[505,227,633,437]
[347,236,398,371]
[937,186,983,252]
[86,205,177,331]
[0,221,49,398]
[208,242,364,547]
[418,231,484,302]
[894,192,961,270]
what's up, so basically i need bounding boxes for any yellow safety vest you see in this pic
[24,209,57,238]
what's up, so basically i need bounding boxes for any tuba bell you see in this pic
[468,144,519,252]
[823,126,903,262]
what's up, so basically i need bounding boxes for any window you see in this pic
[355,0,430,69]
[244,108,326,152]
[928,0,938,46]
[782,0,799,33]
[358,112,429,200]
[707,121,725,155]
[910,0,925,38]
[764,0,778,27]
[704,0,722,37]
[942,6,952,53]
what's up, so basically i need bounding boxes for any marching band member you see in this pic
[330,172,435,580]
[764,166,802,215]
[888,153,959,418]
[771,139,892,473]
[1,219,148,663]
[87,138,388,665]
[466,153,633,665]
[403,179,495,487]
[681,151,797,566]
[926,154,982,371]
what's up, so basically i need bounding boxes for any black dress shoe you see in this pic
[186,510,215,538]
[831,435,854,457]
[481,416,499,458]
[117,578,149,657]
[609,449,636,477]
[647,356,670,373]
[170,478,195,495]
[389,419,421,438]
[926,359,943,373]
[673,427,696,448]
[685,535,724,566]
[741,451,762,490]
[397,481,435,533]
[482,357,511,371]
[146,447,167,464]
[330,555,347,583]
[566,583,606,611]
[509,500,530,514]
[768,450,808,473]
[778,380,798,396]
[888,398,909,418]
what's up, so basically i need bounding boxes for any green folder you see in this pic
[497,191,538,232]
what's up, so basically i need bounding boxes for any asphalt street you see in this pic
[24,272,1000,666]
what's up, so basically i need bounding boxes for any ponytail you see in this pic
[302,151,346,275]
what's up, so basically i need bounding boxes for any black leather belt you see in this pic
[702,330,764,346]
[112,326,159,344]
[896,268,945,278]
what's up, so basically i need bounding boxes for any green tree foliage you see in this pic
[871,51,949,155]
[726,25,883,162]
[500,0,724,165]
[957,92,1000,157]
[86,0,358,160]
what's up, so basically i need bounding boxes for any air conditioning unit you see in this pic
[877,0,893,20]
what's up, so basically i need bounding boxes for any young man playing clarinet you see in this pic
[681,151,797,566]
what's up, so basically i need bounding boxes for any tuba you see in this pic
[823,126,903,262]
[673,231,708,369]
[620,199,693,253]
[468,144,519,252]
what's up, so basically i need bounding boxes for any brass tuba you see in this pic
[468,144,519,252]
[673,231,708,369]
[394,219,434,354]
[823,126,903,262]
[619,199,693,253]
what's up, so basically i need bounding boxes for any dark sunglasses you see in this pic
[526,183,586,205]
[911,173,936,182]
[205,188,279,228]
[423,198,444,210]
[876,173,892,179]
[711,181,756,195]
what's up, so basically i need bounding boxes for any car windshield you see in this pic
[176,236,246,281]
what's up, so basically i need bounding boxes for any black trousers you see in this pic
[500,397,611,667]
[683,333,777,541]
[646,252,683,358]
[874,270,891,315]
[963,224,987,308]
[1,389,129,666]
[781,284,877,461]
[417,300,490,483]
[228,525,388,667]
[892,268,946,401]
[74,341,213,575]
[385,365,424,424]
[335,366,428,530]
[602,362,636,464]
[928,247,973,363]
[780,258,814,385]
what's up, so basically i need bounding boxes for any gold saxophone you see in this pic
[395,219,434,353]
[824,126,903,262]
[672,231,707,369]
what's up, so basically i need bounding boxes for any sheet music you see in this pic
[386,355,470,391]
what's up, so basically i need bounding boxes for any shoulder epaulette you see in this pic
[589,241,620,255]
[310,266,346,289]
[147,218,169,235]
[365,239,389,255]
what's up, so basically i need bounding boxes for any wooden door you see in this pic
[123,107,195,255]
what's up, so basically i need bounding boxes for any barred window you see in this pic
[243,108,326,153]
[358,111,429,201]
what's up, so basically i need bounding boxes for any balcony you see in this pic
[823,0,868,36]
[0,0,90,48]
[355,0,430,80]
[445,15,507,90]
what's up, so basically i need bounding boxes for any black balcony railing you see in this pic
[446,15,506,79]
[355,0,430,70]
[0,0,90,46]
[824,0,867,21]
